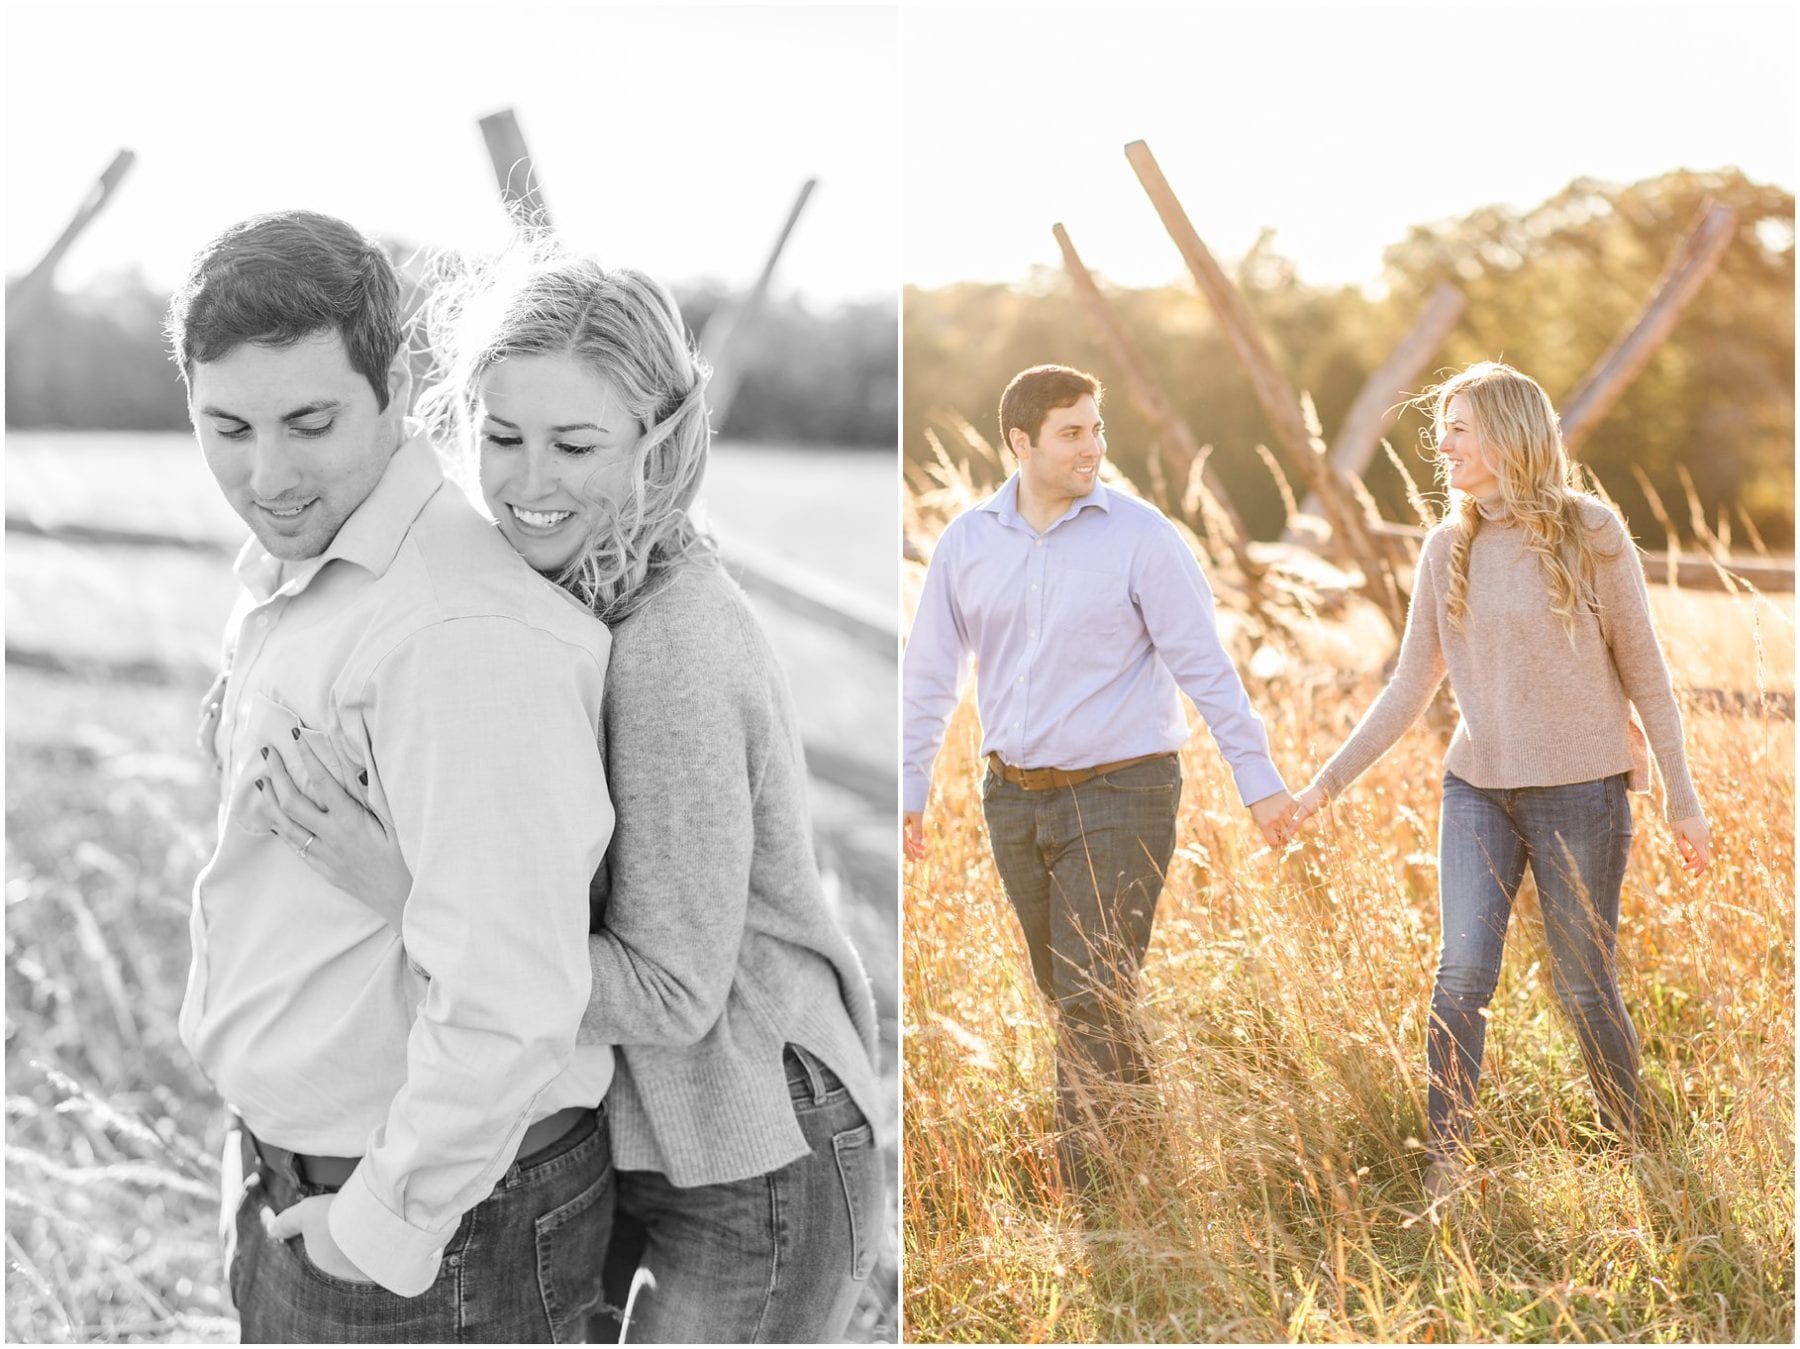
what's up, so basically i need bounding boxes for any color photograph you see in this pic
[901,5,1794,1342]
[6,4,899,1342]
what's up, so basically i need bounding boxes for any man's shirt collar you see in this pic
[978,472,1112,532]
[233,423,446,602]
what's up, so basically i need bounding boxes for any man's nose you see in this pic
[246,436,300,499]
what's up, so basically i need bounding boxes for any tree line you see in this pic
[905,170,1794,549]
[5,269,897,451]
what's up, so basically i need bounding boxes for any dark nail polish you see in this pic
[254,779,264,791]
[358,770,369,786]
[260,747,269,760]
[290,727,301,740]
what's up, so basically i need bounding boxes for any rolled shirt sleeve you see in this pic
[1135,522,1287,806]
[327,616,612,1295]
[903,524,974,814]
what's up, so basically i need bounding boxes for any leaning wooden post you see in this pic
[1123,139,1404,635]
[701,177,818,431]
[6,148,136,338]
[1052,222,1264,585]
[1292,281,1465,525]
[1559,201,1738,454]
[478,108,553,226]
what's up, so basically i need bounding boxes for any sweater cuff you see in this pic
[329,1164,452,1297]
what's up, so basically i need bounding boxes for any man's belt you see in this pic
[987,751,1174,792]
[245,1105,591,1190]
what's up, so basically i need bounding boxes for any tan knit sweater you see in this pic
[576,562,886,1185]
[1313,495,1704,823]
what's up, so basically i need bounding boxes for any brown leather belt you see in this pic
[248,1105,591,1190]
[987,751,1174,792]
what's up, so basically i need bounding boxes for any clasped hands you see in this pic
[1248,783,1327,851]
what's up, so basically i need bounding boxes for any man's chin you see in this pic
[248,522,331,562]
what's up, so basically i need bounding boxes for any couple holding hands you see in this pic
[903,361,1710,1204]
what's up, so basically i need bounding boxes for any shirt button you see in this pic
[1035,539,1044,547]
[1030,583,1039,591]
[255,615,270,629]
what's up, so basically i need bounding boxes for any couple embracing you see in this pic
[903,362,1710,1205]
[176,210,884,1343]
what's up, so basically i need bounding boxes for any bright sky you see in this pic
[4,3,900,304]
[903,3,1797,290]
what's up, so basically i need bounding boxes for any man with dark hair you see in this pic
[172,210,614,1340]
[904,363,1296,1197]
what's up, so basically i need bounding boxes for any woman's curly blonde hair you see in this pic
[414,235,716,624]
[1424,362,1623,637]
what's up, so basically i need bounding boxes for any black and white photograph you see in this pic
[5,4,899,1342]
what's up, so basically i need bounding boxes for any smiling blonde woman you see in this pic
[1289,361,1711,1206]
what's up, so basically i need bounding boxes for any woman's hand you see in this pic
[1672,815,1711,876]
[197,669,228,771]
[255,732,413,928]
[1289,783,1329,831]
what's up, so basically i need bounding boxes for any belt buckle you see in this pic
[1019,765,1056,791]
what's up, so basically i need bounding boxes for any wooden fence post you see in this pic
[1052,222,1265,588]
[1292,281,1465,525]
[1559,201,1738,454]
[1123,139,1404,635]
[478,108,552,226]
[701,177,819,431]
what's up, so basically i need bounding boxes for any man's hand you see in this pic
[263,1194,376,1284]
[1672,816,1712,875]
[904,811,925,862]
[1248,790,1299,848]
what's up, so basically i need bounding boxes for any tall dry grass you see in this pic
[6,669,238,1343]
[902,487,1795,1342]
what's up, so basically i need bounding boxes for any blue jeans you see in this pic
[1430,770,1639,1162]
[981,754,1182,1192]
[230,1109,613,1343]
[592,1046,882,1343]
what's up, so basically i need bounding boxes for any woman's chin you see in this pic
[500,526,581,576]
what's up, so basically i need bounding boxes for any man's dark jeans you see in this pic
[230,1108,613,1343]
[982,754,1182,1193]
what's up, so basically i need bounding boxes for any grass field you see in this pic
[901,491,1795,1343]
[4,433,900,1342]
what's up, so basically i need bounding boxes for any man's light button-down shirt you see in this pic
[902,474,1286,813]
[180,430,615,1296]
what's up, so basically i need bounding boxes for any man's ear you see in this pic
[384,350,413,419]
[1007,426,1032,461]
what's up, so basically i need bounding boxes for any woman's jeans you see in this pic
[1430,770,1639,1162]
[597,1045,882,1344]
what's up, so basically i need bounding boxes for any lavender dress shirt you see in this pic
[904,475,1285,814]
[181,430,614,1295]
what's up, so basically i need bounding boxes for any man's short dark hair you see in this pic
[998,364,1104,452]
[166,210,402,410]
